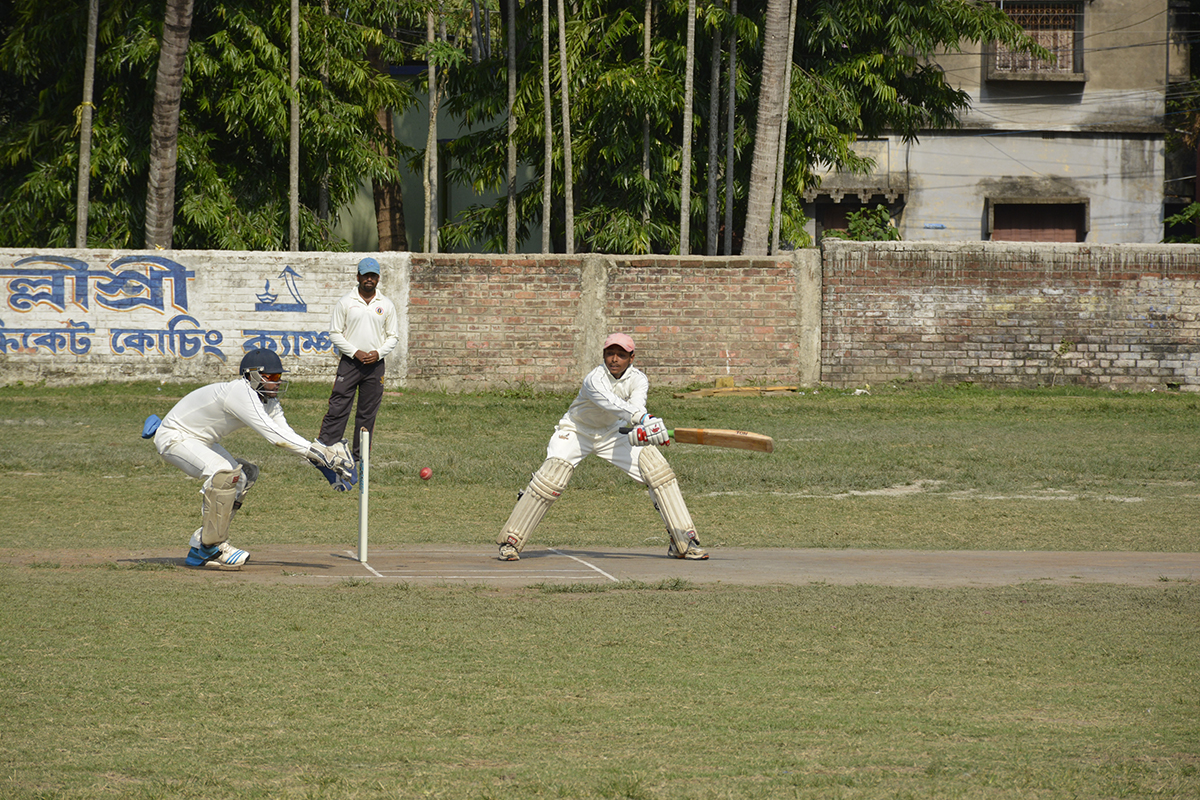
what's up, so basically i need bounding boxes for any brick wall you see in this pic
[822,241,1200,390]
[0,249,821,390]
[3,244,1196,391]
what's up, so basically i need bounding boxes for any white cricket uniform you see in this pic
[154,378,310,490]
[546,364,651,482]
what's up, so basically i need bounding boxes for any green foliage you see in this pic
[823,203,900,241]
[0,0,418,249]
[1163,201,1200,243]
[436,0,1038,254]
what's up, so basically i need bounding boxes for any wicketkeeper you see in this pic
[497,332,708,561]
[148,348,356,570]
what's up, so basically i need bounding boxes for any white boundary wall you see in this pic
[0,249,411,387]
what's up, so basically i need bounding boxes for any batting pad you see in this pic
[496,457,574,552]
[638,447,697,554]
[201,467,242,546]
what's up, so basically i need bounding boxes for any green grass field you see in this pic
[2,381,1198,798]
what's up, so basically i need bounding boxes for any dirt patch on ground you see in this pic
[5,545,1197,588]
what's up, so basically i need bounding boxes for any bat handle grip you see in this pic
[617,426,675,438]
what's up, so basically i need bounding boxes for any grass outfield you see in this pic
[1,382,1198,798]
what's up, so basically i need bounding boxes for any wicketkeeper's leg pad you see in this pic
[638,447,698,555]
[496,457,574,552]
[200,467,242,546]
[233,458,258,510]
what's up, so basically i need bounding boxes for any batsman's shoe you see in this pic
[498,543,520,561]
[185,540,250,570]
[667,534,709,560]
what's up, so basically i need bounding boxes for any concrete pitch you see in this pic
[85,545,1200,587]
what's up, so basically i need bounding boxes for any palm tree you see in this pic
[556,0,574,253]
[144,0,195,249]
[289,0,299,250]
[679,0,696,254]
[506,0,518,253]
[541,0,552,252]
[424,9,439,253]
[769,0,796,254]
[74,0,99,247]
[642,0,652,233]
[740,0,788,255]
[723,0,737,255]
[705,8,722,255]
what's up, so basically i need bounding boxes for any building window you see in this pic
[988,1,1085,81]
[988,200,1088,242]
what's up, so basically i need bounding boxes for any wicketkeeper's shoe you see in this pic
[185,539,250,570]
[667,533,709,560]
[498,543,520,561]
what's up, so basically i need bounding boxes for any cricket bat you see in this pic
[620,426,774,453]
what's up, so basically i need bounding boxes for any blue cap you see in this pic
[357,257,381,275]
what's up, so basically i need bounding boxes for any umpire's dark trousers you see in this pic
[319,356,385,461]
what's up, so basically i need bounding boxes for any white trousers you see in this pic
[546,425,646,484]
[155,429,240,493]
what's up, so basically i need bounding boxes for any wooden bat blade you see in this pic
[671,428,774,453]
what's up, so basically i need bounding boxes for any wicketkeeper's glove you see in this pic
[627,416,670,447]
[307,439,358,485]
[313,461,354,492]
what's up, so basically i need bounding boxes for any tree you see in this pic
[556,0,575,252]
[144,0,195,249]
[74,0,99,247]
[506,0,518,252]
[678,0,695,253]
[0,0,417,250]
[741,0,1034,254]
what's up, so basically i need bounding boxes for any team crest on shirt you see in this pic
[374,306,383,315]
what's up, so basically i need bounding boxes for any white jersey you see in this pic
[328,289,400,359]
[155,378,311,457]
[558,365,650,436]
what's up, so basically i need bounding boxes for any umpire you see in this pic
[318,256,400,462]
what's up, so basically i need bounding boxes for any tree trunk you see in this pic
[769,0,796,254]
[556,0,574,253]
[541,0,553,253]
[424,11,439,253]
[723,0,737,254]
[75,0,99,248]
[374,106,408,251]
[679,0,696,255]
[289,0,300,250]
[506,0,518,253]
[318,0,330,224]
[705,22,722,255]
[642,0,652,238]
[144,0,195,250]
[741,0,789,255]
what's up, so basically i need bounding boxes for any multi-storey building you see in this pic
[804,0,1190,243]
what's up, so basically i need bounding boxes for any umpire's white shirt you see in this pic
[560,365,650,437]
[328,290,400,359]
[155,378,310,457]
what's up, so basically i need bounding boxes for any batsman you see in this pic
[497,332,708,561]
[148,349,356,570]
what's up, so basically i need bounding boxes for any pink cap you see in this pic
[603,333,635,353]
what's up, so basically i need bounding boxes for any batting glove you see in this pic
[627,417,670,447]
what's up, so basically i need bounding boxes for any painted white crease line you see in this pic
[547,547,620,582]
[287,574,609,581]
[345,550,384,577]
